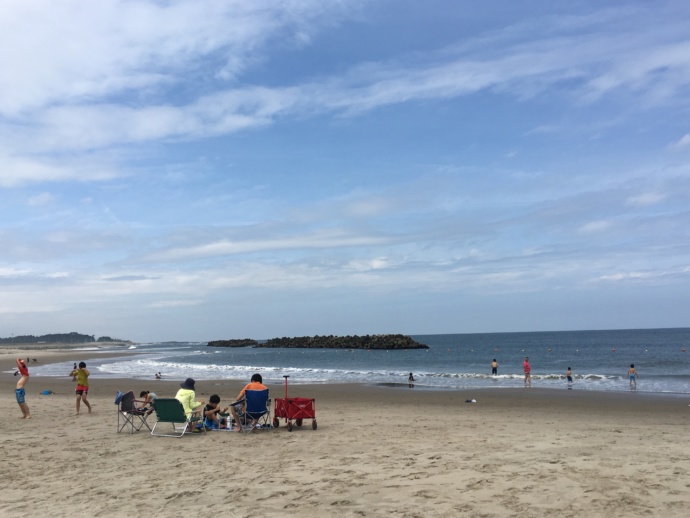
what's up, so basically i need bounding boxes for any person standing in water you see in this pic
[628,364,637,389]
[491,359,498,376]
[408,373,415,388]
[523,357,531,387]
[70,362,92,414]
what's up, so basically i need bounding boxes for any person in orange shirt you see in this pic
[229,373,267,432]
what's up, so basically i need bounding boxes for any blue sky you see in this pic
[1,0,689,342]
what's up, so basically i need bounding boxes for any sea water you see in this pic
[23,328,690,394]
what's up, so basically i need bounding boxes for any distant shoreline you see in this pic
[0,341,132,351]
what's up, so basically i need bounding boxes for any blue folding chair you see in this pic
[235,389,271,433]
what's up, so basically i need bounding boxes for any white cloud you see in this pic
[599,272,651,281]
[3,2,690,158]
[671,134,690,149]
[0,152,120,187]
[0,0,359,116]
[148,299,203,309]
[27,192,56,206]
[0,267,32,278]
[626,192,666,207]
[577,220,612,234]
[140,230,392,262]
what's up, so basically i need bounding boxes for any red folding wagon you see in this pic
[273,375,317,431]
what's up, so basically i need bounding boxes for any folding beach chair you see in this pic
[150,398,206,438]
[117,391,151,434]
[234,389,271,433]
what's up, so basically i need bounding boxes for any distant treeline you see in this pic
[0,332,131,344]
[208,334,428,350]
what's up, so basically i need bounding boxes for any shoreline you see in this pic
[1,349,689,515]
[2,348,688,398]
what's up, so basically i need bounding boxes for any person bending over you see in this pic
[204,394,229,430]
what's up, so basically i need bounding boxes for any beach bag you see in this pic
[114,390,124,405]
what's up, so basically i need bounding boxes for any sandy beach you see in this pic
[1,348,689,517]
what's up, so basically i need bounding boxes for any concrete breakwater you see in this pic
[258,334,428,350]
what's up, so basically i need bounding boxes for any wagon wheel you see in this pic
[312,420,317,430]
[296,419,303,427]
[273,417,279,428]
[287,421,293,432]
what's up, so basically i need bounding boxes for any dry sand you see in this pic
[1,348,689,517]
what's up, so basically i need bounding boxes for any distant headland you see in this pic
[208,339,259,347]
[208,334,428,350]
[0,332,131,345]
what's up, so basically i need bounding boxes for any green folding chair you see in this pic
[150,398,206,437]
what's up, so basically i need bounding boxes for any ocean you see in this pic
[25,328,690,394]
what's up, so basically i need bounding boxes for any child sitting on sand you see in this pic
[203,394,229,430]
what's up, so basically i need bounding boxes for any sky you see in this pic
[1,0,690,342]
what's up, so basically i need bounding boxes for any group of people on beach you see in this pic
[174,373,268,432]
[15,357,268,428]
[14,359,92,419]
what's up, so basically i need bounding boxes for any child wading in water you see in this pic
[70,362,92,414]
[628,364,637,389]
[566,367,573,388]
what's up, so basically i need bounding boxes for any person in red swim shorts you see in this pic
[69,362,92,415]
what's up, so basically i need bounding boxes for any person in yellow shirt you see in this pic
[175,378,204,418]
[69,362,92,415]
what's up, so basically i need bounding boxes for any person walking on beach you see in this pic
[69,362,92,415]
[491,359,498,376]
[523,357,531,387]
[72,363,77,381]
[628,364,637,389]
[16,359,31,419]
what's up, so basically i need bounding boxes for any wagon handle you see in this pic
[283,375,290,398]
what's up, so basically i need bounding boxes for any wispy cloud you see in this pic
[671,134,690,149]
[3,3,690,161]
